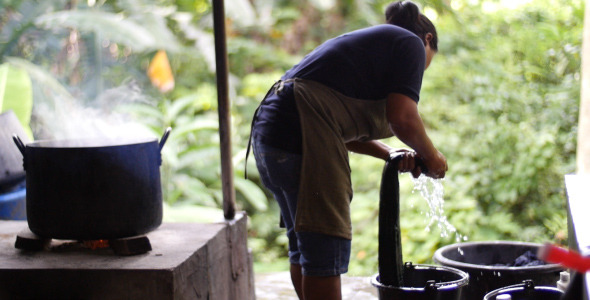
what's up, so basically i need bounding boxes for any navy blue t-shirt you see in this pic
[254,24,426,153]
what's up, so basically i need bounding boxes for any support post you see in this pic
[212,0,236,220]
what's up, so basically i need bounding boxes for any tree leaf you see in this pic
[0,63,34,139]
[35,10,158,52]
[5,57,75,102]
[172,119,219,137]
[234,177,268,211]
[163,202,224,223]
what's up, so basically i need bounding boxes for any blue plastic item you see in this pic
[0,187,26,220]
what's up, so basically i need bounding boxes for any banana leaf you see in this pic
[0,63,33,139]
[35,10,174,52]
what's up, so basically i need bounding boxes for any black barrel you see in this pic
[374,155,468,299]
[434,241,563,300]
[372,262,469,300]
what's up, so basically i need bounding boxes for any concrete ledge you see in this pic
[0,213,254,300]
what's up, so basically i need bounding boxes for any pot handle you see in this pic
[12,134,26,157]
[159,127,172,151]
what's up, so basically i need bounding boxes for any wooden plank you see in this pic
[14,228,51,251]
[110,235,152,255]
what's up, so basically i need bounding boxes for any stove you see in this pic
[15,227,152,255]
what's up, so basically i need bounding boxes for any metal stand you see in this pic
[15,228,152,255]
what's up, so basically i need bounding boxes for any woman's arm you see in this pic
[345,141,419,175]
[345,140,391,161]
[386,93,447,178]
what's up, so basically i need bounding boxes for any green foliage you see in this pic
[246,0,582,275]
[227,37,296,77]
[0,63,33,138]
[0,0,268,220]
[35,10,178,52]
[421,0,581,246]
[1,0,581,277]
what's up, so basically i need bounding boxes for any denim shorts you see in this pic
[252,135,351,276]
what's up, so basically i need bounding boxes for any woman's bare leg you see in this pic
[290,264,304,299]
[302,274,341,300]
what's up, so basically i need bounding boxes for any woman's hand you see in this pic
[421,150,447,179]
[386,94,447,179]
[388,149,423,178]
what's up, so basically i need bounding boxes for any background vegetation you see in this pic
[0,0,582,275]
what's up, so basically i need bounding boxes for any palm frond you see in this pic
[35,10,160,52]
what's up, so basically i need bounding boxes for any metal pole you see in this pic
[212,0,236,220]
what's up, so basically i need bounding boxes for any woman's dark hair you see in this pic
[385,1,438,51]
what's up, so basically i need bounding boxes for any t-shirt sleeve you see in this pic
[387,36,426,103]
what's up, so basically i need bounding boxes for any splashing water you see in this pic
[411,175,468,243]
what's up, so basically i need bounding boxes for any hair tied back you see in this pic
[384,0,438,51]
[385,1,420,29]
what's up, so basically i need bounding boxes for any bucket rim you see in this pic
[0,187,26,202]
[483,281,564,299]
[433,240,563,272]
[371,264,469,292]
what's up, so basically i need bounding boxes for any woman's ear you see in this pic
[425,33,433,43]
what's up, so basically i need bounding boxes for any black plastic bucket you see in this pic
[371,262,469,300]
[433,241,563,300]
[483,279,564,300]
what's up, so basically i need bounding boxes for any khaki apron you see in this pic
[293,79,393,240]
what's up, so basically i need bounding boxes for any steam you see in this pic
[31,81,157,143]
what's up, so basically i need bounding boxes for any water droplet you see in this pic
[411,175,468,242]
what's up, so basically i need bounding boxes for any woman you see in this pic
[249,1,447,299]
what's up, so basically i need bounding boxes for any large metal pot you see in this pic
[13,128,171,240]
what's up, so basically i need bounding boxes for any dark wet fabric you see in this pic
[494,250,546,267]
